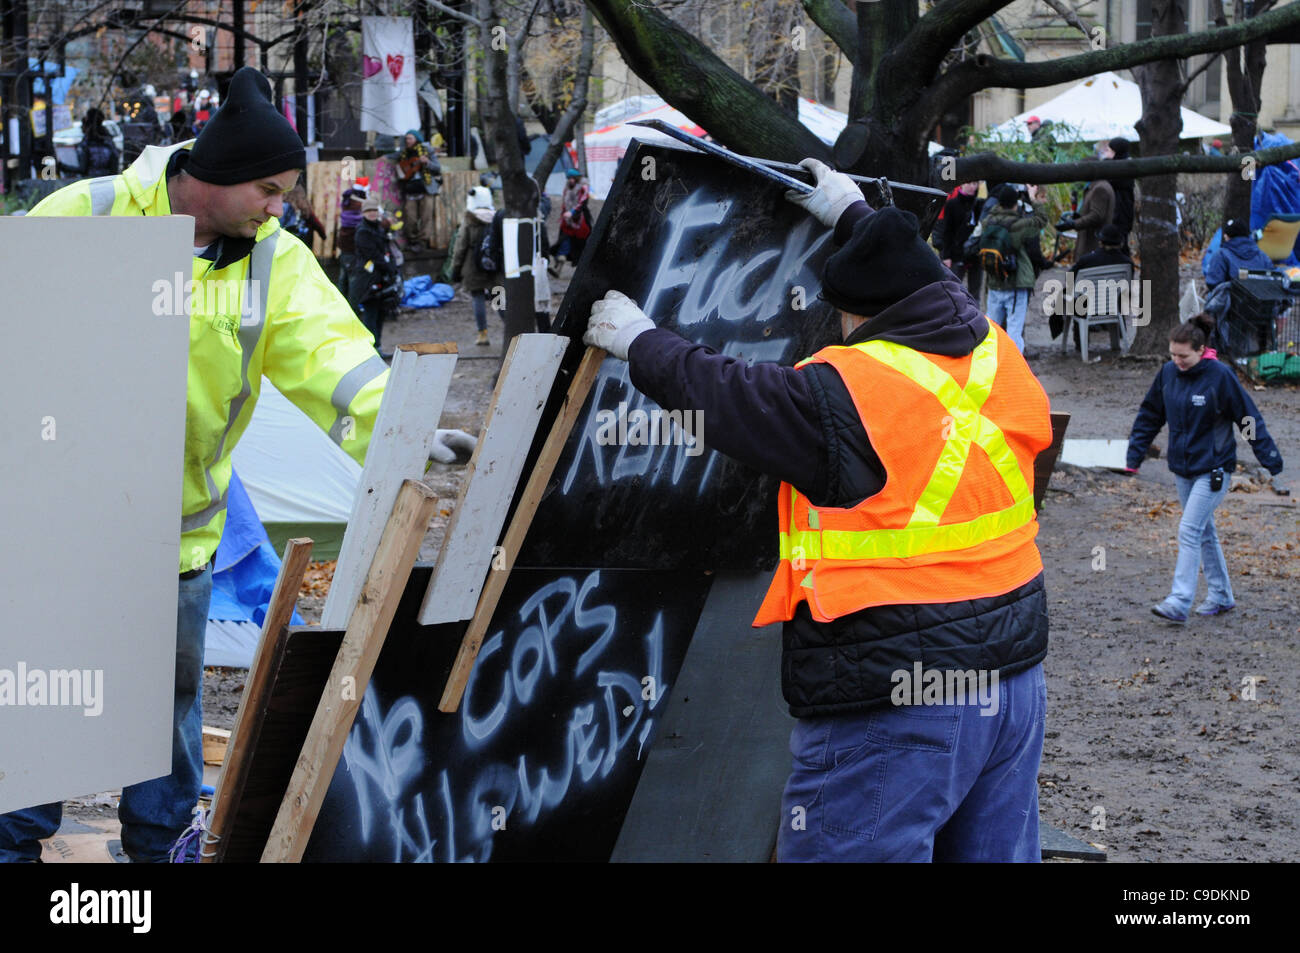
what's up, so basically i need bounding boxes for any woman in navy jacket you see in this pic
[1127,313,1286,622]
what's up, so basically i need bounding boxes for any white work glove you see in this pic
[583,290,656,361]
[429,428,477,464]
[785,158,863,228]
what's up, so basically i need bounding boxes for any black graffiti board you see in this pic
[303,566,711,863]
[297,145,943,862]
[518,140,945,571]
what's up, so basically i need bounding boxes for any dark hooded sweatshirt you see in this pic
[627,201,1049,717]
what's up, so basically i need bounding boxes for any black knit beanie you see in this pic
[821,206,950,316]
[187,67,306,185]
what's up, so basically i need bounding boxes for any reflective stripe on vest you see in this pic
[180,231,279,533]
[778,325,1035,562]
[87,177,118,215]
[328,353,388,445]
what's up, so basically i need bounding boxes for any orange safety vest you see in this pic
[753,317,1053,626]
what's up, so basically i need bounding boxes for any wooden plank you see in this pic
[438,346,606,712]
[433,170,479,251]
[0,217,191,814]
[200,537,313,863]
[418,333,569,625]
[212,626,344,863]
[1033,412,1071,513]
[319,343,459,630]
[202,726,231,766]
[1059,438,1128,470]
[261,480,439,863]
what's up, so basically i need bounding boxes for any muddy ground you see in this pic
[117,255,1300,863]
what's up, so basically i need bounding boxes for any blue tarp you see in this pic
[401,275,455,309]
[30,59,78,104]
[204,470,303,668]
[1250,131,1300,266]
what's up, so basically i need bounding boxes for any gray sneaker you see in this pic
[1195,600,1235,616]
[1151,601,1188,624]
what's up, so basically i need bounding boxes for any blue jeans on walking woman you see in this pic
[0,567,211,862]
[1165,472,1234,614]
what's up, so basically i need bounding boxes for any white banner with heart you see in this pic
[361,16,420,137]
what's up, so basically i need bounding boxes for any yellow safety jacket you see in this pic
[30,142,389,572]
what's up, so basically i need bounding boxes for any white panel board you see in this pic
[418,333,568,625]
[0,216,191,812]
[1059,438,1130,469]
[320,344,457,630]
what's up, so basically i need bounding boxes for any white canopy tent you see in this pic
[989,71,1230,143]
[230,379,361,559]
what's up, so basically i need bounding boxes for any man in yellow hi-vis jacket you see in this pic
[0,68,472,862]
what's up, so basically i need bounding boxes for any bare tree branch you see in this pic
[1178,50,1221,96]
[583,0,830,163]
[532,4,593,189]
[425,0,485,27]
[927,0,1300,110]
[955,140,1300,184]
[799,0,857,63]
[892,0,1012,95]
[1039,0,1094,42]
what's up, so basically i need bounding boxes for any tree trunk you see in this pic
[1217,0,1272,224]
[1132,0,1186,357]
[479,0,537,354]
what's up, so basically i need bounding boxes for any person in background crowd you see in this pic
[192,89,214,135]
[396,129,441,250]
[450,186,499,347]
[337,177,368,297]
[982,183,1046,352]
[1072,223,1132,273]
[1105,138,1136,248]
[73,107,119,178]
[1027,115,1057,156]
[280,185,327,247]
[1126,312,1286,624]
[555,169,591,270]
[939,180,983,299]
[351,196,400,350]
[1203,217,1273,290]
[1056,223,1132,349]
[1206,138,1225,156]
[168,102,190,144]
[1063,150,1115,262]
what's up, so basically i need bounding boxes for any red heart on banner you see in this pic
[362,55,382,79]
[387,54,404,82]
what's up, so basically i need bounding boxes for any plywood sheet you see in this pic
[0,216,191,813]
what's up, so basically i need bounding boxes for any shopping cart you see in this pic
[1225,272,1300,359]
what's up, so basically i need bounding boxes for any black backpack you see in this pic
[84,139,117,177]
[978,221,1019,280]
[477,210,504,273]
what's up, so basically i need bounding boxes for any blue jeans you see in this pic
[0,567,211,862]
[1166,472,1234,613]
[987,288,1030,352]
[472,288,487,331]
[778,663,1046,862]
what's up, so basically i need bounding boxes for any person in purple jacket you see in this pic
[1127,312,1286,623]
